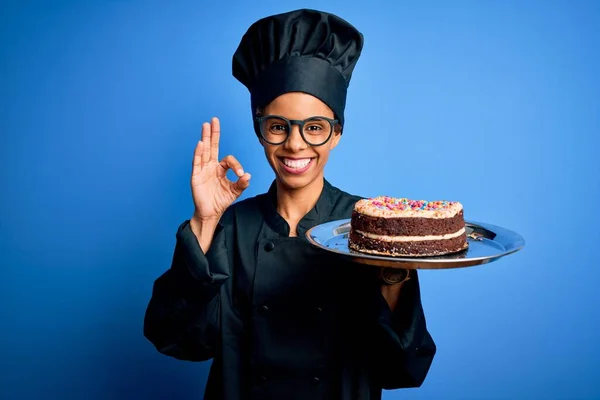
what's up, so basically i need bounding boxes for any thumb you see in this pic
[232,172,251,194]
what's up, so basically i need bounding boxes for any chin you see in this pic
[276,173,316,190]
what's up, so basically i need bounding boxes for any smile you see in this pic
[278,157,314,174]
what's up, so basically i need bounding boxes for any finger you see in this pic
[201,122,211,166]
[219,155,244,177]
[233,173,251,193]
[211,117,220,162]
[192,140,203,174]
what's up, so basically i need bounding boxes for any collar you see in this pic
[260,178,336,237]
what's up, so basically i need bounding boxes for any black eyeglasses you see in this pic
[255,115,339,146]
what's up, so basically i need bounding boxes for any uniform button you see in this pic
[316,306,323,313]
[312,377,321,385]
[261,305,269,313]
[264,242,275,252]
[259,376,268,384]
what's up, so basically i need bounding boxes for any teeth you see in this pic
[283,158,311,169]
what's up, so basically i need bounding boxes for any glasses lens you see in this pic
[302,117,333,145]
[260,117,289,144]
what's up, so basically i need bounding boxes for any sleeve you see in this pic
[367,270,437,389]
[143,213,233,362]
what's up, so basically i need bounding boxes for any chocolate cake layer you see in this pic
[351,209,465,237]
[348,230,468,257]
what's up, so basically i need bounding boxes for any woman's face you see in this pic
[260,92,341,191]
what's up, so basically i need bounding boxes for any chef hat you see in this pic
[232,8,364,135]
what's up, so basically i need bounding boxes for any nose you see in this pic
[284,124,308,152]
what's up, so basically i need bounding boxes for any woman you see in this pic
[144,9,436,400]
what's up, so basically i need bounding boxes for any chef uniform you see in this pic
[144,9,436,400]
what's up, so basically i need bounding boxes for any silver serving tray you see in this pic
[305,219,525,269]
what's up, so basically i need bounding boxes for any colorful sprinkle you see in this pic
[365,196,456,211]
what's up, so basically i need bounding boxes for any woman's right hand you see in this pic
[191,117,251,223]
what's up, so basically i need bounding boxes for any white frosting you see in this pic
[354,228,465,242]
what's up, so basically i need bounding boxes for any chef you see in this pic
[144,8,436,400]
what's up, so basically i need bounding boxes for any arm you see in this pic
[143,214,232,362]
[144,116,249,361]
[368,270,436,389]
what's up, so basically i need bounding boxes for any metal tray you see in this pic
[305,219,525,269]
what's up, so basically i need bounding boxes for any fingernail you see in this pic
[237,169,244,176]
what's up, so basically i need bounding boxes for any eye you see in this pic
[266,119,289,134]
[271,124,287,131]
[304,118,329,135]
[305,124,323,131]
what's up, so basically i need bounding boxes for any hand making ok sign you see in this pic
[191,117,251,222]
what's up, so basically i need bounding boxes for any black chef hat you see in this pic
[232,9,364,135]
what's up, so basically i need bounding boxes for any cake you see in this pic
[348,196,468,257]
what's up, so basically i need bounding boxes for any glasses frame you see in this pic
[255,115,339,146]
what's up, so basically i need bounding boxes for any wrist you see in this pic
[379,267,411,285]
[189,215,220,253]
[191,212,221,224]
[190,216,219,233]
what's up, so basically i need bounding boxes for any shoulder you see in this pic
[325,181,366,219]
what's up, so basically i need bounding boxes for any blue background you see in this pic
[2,0,599,399]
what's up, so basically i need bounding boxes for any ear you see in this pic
[330,126,342,149]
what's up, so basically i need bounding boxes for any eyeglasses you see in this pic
[255,115,339,146]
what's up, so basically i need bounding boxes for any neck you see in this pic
[275,176,325,223]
